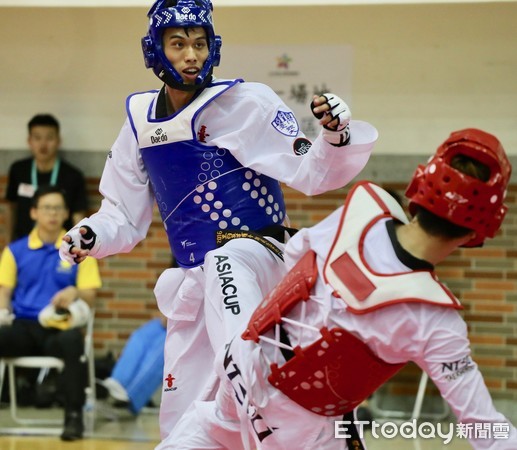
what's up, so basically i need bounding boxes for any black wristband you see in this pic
[80,226,97,250]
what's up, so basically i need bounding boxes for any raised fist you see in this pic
[311,93,351,147]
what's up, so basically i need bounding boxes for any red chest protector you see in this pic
[242,181,460,417]
[242,249,404,417]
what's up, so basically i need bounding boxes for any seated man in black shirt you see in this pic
[5,114,88,241]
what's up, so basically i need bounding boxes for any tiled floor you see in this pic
[1,397,515,449]
[0,401,161,441]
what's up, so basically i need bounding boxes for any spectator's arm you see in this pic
[51,286,97,310]
[0,286,13,310]
[77,287,97,308]
[5,202,16,243]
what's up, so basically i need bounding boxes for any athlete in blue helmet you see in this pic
[142,0,222,91]
[59,0,378,444]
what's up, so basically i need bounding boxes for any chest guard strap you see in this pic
[268,327,404,417]
[242,250,318,342]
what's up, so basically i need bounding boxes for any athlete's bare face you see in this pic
[162,27,209,85]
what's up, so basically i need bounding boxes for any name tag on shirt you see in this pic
[17,183,36,198]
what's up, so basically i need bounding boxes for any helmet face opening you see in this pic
[405,129,512,247]
[142,0,222,91]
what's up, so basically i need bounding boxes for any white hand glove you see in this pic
[38,305,70,329]
[0,308,15,326]
[38,299,90,330]
[312,93,352,147]
[59,225,99,265]
[67,299,91,328]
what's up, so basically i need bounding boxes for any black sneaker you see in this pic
[61,410,84,441]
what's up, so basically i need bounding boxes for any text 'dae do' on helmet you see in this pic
[141,0,222,91]
[405,128,512,247]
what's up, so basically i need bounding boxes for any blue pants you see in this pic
[111,318,166,414]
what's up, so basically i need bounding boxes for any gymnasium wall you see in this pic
[0,2,516,401]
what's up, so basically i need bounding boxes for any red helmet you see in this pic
[405,128,511,247]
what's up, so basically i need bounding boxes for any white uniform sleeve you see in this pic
[413,311,517,449]
[203,83,378,196]
[284,206,345,270]
[76,118,155,259]
[283,228,311,270]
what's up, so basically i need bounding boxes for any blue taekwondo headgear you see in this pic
[141,0,222,91]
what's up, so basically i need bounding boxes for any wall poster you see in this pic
[216,44,353,140]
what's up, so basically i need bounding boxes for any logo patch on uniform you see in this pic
[271,111,299,137]
[151,128,168,144]
[293,137,312,156]
[441,356,474,381]
[197,125,210,143]
[164,373,177,392]
[57,260,73,273]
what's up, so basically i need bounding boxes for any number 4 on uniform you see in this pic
[190,252,195,263]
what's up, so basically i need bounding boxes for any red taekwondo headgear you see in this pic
[405,128,512,247]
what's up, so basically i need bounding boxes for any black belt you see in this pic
[279,324,295,361]
[257,224,298,243]
[215,225,298,262]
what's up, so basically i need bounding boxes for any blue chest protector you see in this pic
[128,81,286,268]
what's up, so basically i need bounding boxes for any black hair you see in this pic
[31,185,69,209]
[28,114,60,133]
[450,154,490,182]
[415,206,473,239]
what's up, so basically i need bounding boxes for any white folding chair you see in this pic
[0,356,65,426]
[0,310,96,430]
[410,371,449,421]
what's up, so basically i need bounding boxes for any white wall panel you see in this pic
[0,3,515,155]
